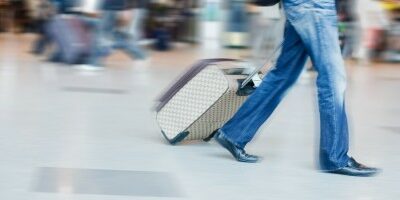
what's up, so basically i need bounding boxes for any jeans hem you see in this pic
[320,156,350,171]
[218,129,243,149]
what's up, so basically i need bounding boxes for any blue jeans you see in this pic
[219,0,350,171]
[95,9,147,64]
[48,16,102,65]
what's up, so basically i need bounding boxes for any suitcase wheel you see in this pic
[161,130,190,145]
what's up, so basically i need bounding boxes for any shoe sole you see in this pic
[326,170,379,177]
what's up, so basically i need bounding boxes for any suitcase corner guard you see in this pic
[161,130,190,145]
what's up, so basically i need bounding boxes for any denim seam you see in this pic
[235,75,289,147]
[314,12,342,164]
[233,23,306,147]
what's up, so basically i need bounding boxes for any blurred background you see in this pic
[0,0,399,63]
[0,0,399,199]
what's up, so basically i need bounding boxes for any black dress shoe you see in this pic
[327,157,380,177]
[215,131,259,163]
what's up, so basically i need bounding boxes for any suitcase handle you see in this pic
[222,67,251,75]
[240,41,283,89]
[237,79,256,96]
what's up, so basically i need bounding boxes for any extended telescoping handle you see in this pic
[240,41,284,89]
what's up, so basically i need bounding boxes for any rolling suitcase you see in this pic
[155,58,264,145]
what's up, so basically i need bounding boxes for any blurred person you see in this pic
[94,0,147,65]
[47,0,82,62]
[357,0,390,61]
[127,0,148,42]
[337,0,360,59]
[30,0,56,54]
[224,0,249,47]
[73,0,105,70]
[215,0,380,177]
[48,0,104,69]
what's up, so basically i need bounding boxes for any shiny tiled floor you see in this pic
[0,33,399,200]
[34,167,183,197]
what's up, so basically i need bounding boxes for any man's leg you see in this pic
[118,9,147,60]
[127,8,146,41]
[94,11,117,63]
[219,20,309,149]
[284,0,379,176]
[283,0,350,170]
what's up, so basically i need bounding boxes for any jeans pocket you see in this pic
[284,3,308,22]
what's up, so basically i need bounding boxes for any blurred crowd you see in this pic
[0,0,199,70]
[0,0,399,70]
[362,0,400,62]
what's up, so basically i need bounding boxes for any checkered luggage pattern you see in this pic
[156,59,256,145]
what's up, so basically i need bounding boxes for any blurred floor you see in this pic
[0,33,399,200]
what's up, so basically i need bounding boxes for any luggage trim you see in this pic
[161,130,190,145]
[155,58,238,112]
[156,65,230,143]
